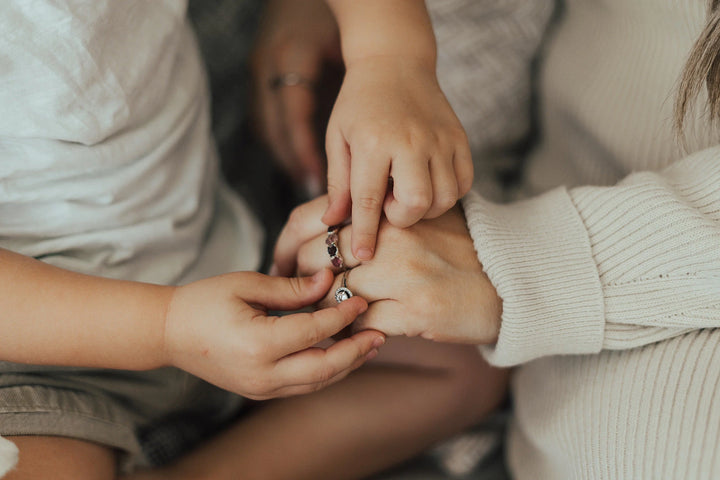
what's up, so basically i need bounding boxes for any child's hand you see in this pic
[163,269,384,400]
[322,55,473,261]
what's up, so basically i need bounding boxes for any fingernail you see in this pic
[304,176,322,198]
[356,247,374,261]
[372,336,385,348]
[269,264,279,276]
[365,349,379,361]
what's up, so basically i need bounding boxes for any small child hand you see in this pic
[322,55,473,260]
[163,269,384,400]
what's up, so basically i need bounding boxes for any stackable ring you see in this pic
[326,225,344,269]
[268,72,314,91]
[335,269,354,303]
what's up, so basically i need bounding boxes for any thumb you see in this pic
[238,269,335,311]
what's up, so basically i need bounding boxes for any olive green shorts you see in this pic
[0,363,243,471]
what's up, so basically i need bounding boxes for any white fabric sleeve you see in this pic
[462,146,720,367]
[0,436,18,477]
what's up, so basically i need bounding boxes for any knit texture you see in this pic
[462,0,720,478]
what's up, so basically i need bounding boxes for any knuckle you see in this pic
[326,182,344,199]
[355,129,384,154]
[313,364,337,384]
[400,190,433,212]
[434,191,458,211]
[287,205,305,230]
[355,195,383,213]
[303,323,325,347]
[458,176,473,196]
[410,128,437,152]
[307,381,327,394]
[343,337,365,361]
[287,276,305,299]
[451,126,469,145]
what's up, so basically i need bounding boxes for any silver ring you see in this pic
[335,270,354,303]
[268,72,314,90]
[326,225,344,269]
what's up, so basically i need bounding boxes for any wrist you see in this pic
[329,0,436,68]
[157,285,181,370]
[343,52,436,75]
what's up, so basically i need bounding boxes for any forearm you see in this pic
[326,0,436,68]
[464,146,720,366]
[0,248,172,370]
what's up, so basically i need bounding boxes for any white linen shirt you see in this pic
[0,0,262,284]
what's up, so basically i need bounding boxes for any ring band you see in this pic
[335,269,354,303]
[268,72,313,90]
[326,225,344,269]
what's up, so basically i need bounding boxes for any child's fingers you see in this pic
[233,269,335,311]
[323,126,352,226]
[269,358,360,398]
[453,141,474,197]
[423,154,459,219]
[272,195,330,276]
[384,154,432,228]
[269,296,369,355]
[272,330,384,395]
[350,154,391,260]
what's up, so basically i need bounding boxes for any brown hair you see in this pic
[675,0,720,136]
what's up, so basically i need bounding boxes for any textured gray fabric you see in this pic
[429,0,555,201]
[0,368,241,471]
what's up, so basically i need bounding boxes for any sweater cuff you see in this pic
[462,189,605,366]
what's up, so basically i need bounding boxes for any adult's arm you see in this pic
[463,146,720,366]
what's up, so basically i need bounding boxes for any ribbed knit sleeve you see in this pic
[463,146,720,367]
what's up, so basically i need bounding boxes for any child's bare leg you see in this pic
[5,436,115,480]
[126,337,508,480]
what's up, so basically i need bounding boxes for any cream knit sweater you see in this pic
[461,1,720,478]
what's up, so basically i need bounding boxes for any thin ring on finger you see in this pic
[269,72,314,91]
[318,266,389,310]
[335,269,354,303]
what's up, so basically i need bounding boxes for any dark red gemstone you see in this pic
[327,245,337,256]
[331,257,343,268]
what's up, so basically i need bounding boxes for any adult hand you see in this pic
[321,55,474,261]
[271,195,331,277]
[163,269,384,400]
[251,0,342,196]
[296,207,502,344]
